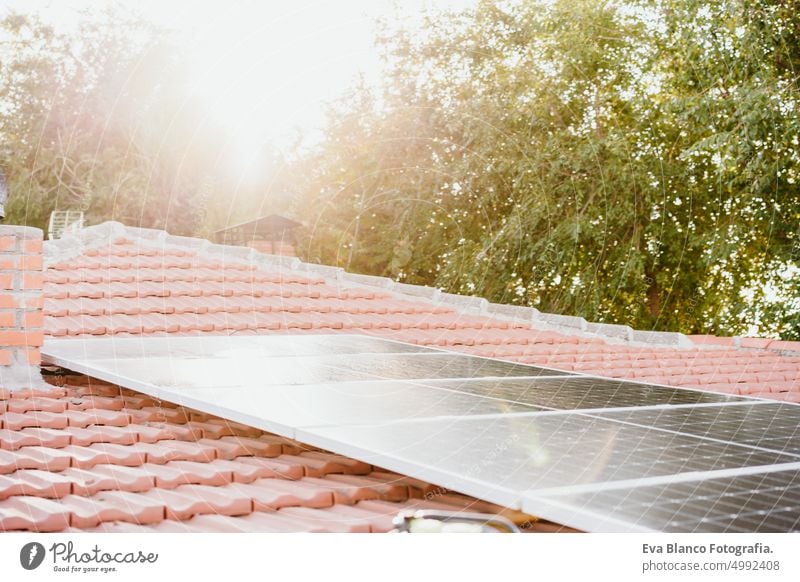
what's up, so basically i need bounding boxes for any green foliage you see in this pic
[0,9,251,235]
[1,1,797,339]
[296,0,800,339]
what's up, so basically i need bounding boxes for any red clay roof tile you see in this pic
[3,227,798,533]
[0,470,72,499]
[0,496,72,531]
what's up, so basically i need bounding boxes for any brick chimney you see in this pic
[0,225,45,390]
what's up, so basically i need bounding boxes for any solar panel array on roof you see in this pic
[42,334,800,532]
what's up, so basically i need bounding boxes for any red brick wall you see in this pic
[0,226,44,380]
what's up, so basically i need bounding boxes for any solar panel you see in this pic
[297,413,795,507]
[42,333,800,533]
[526,468,800,532]
[417,376,747,410]
[62,352,566,391]
[155,380,544,434]
[41,333,432,360]
[595,404,800,457]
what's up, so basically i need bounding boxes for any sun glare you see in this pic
[177,2,383,162]
[4,0,474,177]
[138,0,473,159]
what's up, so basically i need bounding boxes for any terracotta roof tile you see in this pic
[0,470,73,499]
[0,496,72,532]
[230,457,305,481]
[150,484,253,521]
[91,463,155,491]
[146,460,232,488]
[0,428,71,450]
[3,227,798,533]
[689,335,735,347]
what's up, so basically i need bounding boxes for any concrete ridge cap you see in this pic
[393,282,442,301]
[120,225,168,241]
[439,292,489,313]
[44,221,127,267]
[340,272,793,353]
[297,261,344,281]
[381,278,706,350]
[341,272,396,289]
[535,312,588,331]
[44,221,794,356]
[485,302,540,324]
[252,253,302,272]
[629,329,694,349]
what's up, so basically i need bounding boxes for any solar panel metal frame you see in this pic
[41,333,800,533]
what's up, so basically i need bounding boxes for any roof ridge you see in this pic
[43,221,800,356]
[44,221,128,265]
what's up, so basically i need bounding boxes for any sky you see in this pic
[3,0,476,155]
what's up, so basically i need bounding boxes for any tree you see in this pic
[0,8,224,234]
[295,0,800,339]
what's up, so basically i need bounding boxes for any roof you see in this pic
[1,381,536,532]
[2,220,799,532]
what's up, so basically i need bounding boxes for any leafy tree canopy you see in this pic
[0,8,295,236]
[297,0,800,339]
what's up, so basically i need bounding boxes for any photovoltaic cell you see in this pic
[417,376,747,410]
[72,351,566,390]
[297,413,796,507]
[528,469,800,532]
[595,404,800,457]
[41,333,432,361]
[161,380,543,431]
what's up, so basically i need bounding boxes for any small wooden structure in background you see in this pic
[48,210,85,240]
[213,214,302,256]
